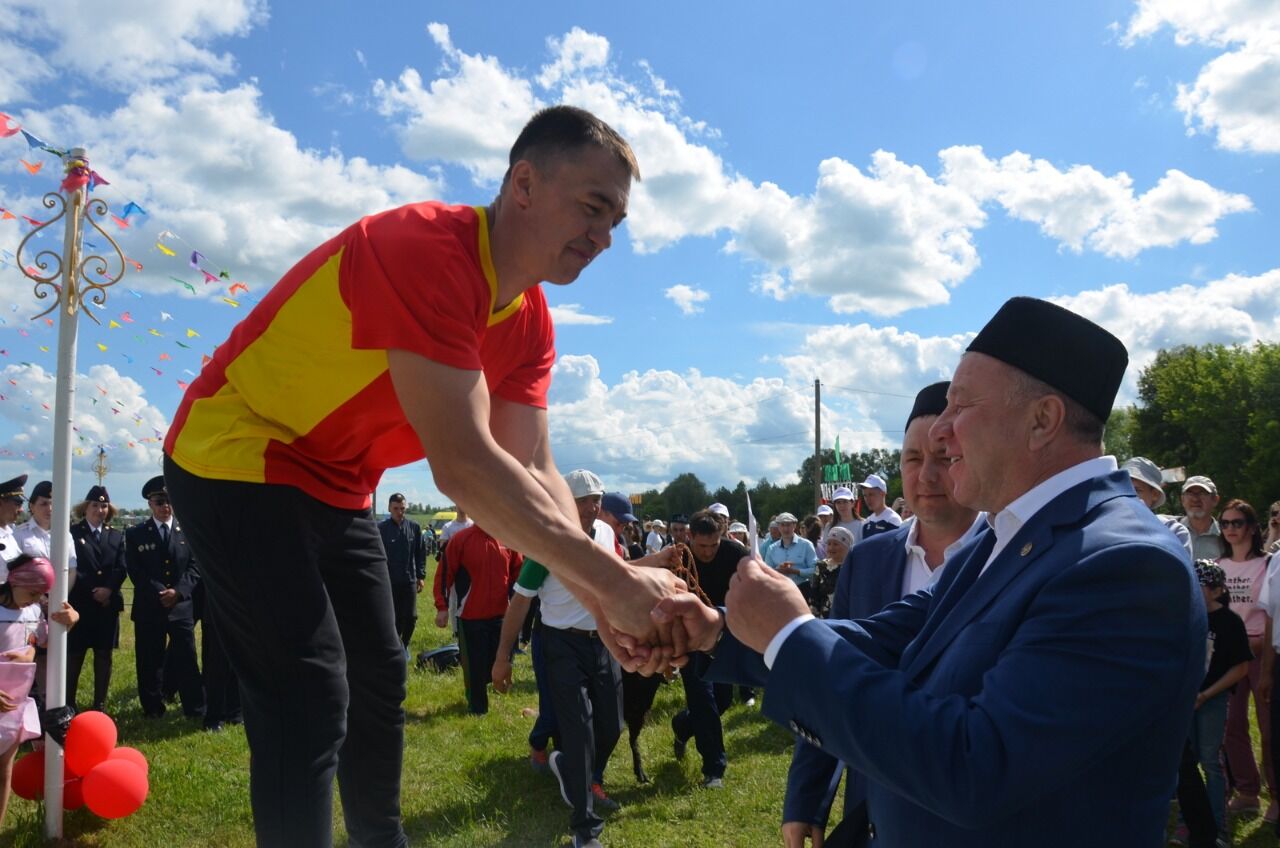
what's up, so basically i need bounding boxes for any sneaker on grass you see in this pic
[530,746,550,775]
[591,783,620,812]
[548,750,573,809]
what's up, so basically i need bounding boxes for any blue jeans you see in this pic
[1190,690,1231,833]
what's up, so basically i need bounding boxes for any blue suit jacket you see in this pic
[785,524,910,830]
[710,471,1205,847]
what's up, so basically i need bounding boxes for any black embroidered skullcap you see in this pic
[84,485,110,504]
[141,476,167,500]
[29,480,52,500]
[0,474,27,502]
[967,297,1127,423]
[906,381,950,430]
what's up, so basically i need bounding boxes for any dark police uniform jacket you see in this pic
[69,519,128,648]
[125,519,199,624]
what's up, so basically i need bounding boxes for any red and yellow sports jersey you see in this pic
[164,202,555,510]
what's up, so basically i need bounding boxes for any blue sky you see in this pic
[1,0,1277,507]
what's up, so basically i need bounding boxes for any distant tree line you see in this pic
[636,448,903,526]
[1113,341,1280,512]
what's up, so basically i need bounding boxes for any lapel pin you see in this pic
[1020,542,1033,556]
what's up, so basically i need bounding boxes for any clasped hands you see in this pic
[605,552,810,675]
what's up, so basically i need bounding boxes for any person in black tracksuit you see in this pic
[126,475,204,719]
[68,484,127,713]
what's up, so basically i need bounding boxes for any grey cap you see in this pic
[1182,475,1217,496]
[564,469,604,499]
[1121,457,1166,508]
[776,512,798,523]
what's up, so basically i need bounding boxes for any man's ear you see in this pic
[508,160,536,210]
[1027,394,1067,451]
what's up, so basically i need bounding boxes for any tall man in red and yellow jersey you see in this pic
[163,106,685,848]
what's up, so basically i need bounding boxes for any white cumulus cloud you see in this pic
[1051,268,1280,398]
[0,362,169,500]
[549,304,613,326]
[6,80,444,300]
[940,146,1252,258]
[546,354,820,491]
[374,25,1250,318]
[373,23,542,184]
[0,0,266,97]
[664,284,710,316]
[1122,0,1280,153]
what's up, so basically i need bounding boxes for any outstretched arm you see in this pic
[389,351,684,669]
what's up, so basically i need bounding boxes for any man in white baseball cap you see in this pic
[646,520,667,555]
[858,474,902,542]
[1180,475,1225,561]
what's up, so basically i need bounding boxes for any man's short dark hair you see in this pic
[689,510,720,538]
[1006,368,1106,445]
[506,105,640,184]
[388,493,406,505]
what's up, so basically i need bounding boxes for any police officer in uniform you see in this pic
[126,475,204,718]
[68,484,127,713]
[0,474,27,580]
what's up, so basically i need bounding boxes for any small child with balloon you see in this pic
[0,554,78,827]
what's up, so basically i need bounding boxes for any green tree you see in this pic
[662,472,710,519]
[1104,406,1138,463]
[1132,342,1277,509]
[637,488,666,522]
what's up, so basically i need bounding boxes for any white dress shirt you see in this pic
[14,519,77,574]
[901,512,988,596]
[764,457,1117,669]
[979,456,1117,576]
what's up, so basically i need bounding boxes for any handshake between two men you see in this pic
[602,552,805,674]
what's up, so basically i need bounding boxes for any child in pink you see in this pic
[0,555,77,828]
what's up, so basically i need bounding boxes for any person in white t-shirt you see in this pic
[439,508,474,547]
[857,474,902,542]
[645,520,666,554]
[494,469,623,847]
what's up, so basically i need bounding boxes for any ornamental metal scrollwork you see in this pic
[17,189,127,324]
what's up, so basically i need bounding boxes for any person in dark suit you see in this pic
[783,381,983,848]
[657,297,1205,847]
[67,484,127,713]
[378,493,426,656]
[126,475,204,719]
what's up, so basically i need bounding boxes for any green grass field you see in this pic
[2,555,1276,846]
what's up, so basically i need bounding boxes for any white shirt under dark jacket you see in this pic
[765,455,1119,669]
[901,512,988,597]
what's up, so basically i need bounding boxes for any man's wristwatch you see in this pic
[707,607,728,658]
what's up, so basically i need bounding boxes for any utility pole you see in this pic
[814,379,822,511]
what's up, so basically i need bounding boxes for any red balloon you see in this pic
[11,752,44,800]
[82,759,148,819]
[63,777,85,811]
[65,710,118,777]
[108,746,150,778]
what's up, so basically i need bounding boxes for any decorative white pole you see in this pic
[17,147,126,840]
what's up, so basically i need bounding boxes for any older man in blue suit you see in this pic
[655,297,1204,847]
[783,381,984,848]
